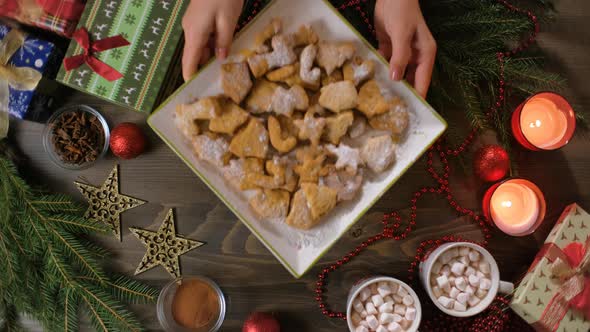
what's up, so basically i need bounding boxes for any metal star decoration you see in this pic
[130,209,204,279]
[75,165,146,241]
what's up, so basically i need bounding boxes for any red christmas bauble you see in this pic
[242,312,280,332]
[473,145,510,182]
[109,122,147,159]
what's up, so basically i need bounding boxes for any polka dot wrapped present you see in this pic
[510,203,590,332]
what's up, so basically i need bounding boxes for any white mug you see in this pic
[419,242,513,317]
[346,276,421,332]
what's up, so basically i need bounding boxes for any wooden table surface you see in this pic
[10,0,590,331]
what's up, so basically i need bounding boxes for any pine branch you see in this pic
[0,155,158,332]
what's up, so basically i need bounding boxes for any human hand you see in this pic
[374,0,437,98]
[181,0,244,81]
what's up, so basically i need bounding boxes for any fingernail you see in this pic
[216,47,227,59]
[392,70,400,81]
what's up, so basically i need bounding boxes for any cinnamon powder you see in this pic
[172,279,220,330]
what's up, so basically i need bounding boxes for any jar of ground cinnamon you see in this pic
[157,276,226,332]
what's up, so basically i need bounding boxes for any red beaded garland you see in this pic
[311,0,540,329]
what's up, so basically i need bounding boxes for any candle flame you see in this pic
[501,200,513,208]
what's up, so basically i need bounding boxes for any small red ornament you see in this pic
[109,122,147,159]
[473,145,510,182]
[242,312,280,332]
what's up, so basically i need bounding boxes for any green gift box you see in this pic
[56,0,189,113]
[511,203,590,332]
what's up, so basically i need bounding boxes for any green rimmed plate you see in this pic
[148,0,447,278]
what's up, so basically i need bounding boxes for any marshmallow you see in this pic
[353,299,364,313]
[389,282,400,294]
[392,313,403,322]
[367,315,379,330]
[455,277,467,291]
[361,310,368,318]
[392,295,403,303]
[468,274,480,287]
[440,252,453,264]
[383,295,393,303]
[376,325,388,332]
[380,313,395,324]
[432,262,443,274]
[479,261,491,274]
[372,295,384,307]
[449,276,456,285]
[405,307,417,321]
[366,302,378,315]
[457,292,469,305]
[436,275,451,292]
[454,301,467,312]
[400,319,411,330]
[465,285,475,295]
[387,322,402,332]
[432,286,443,298]
[355,326,369,332]
[437,296,454,309]
[449,247,460,258]
[470,261,479,268]
[402,295,414,306]
[480,278,492,290]
[459,246,471,256]
[379,302,393,314]
[476,288,487,299]
[352,312,362,324]
[449,287,460,299]
[440,265,451,277]
[393,304,406,315]
[465,266,476,277]
[360,320,369,327]
[397,286,408,297]
[460,256,470,266]
[468,296,481,307]
[468,250,480,262]
[377,284,392,297]
[370,283,378,294]
[451,262,466,276]
[360,288,371,301]
[477,271,486,279]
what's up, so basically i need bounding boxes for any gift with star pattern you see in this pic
[0,24,62,121]
[511,203,590,332]
[56,0,188,113]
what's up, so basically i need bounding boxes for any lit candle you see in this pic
[511,92,575,151]
[483,179,546,236]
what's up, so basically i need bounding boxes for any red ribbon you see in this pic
[63,28,129,82]
[35,0,85,20]
[534,238,590,331]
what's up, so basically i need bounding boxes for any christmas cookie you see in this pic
[343,57,375,86]
[323,111,354,145]
[249,189,291,219]
[268,115,298,153]
[229,118,269,159]
[360,135,397,173]
[209,100,250,134]
[368,98,410,136]
[319,81,358,112]
[317,41,356,75]
[221,62,252,104]
[245,79,279,113]
[357,80,390,117]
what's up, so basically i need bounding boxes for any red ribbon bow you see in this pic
[63,28,129,82]
[534,237,590,332]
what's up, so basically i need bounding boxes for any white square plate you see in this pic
[148,0,447,278]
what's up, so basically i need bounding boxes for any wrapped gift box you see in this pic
[0,0,86,37]
[0,24,61,121]
[511,203,590,332]
[56,0,188,113]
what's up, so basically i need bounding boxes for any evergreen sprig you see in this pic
[0,156,158,332]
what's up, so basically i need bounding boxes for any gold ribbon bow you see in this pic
[0,28,43,138]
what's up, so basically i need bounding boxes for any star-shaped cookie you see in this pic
[75,165,146,241]
[130,209,204,279]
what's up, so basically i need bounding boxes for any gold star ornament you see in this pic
[75,165,146,241]
[130,209,204,279]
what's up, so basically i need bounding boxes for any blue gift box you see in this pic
[0,24,59,120]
